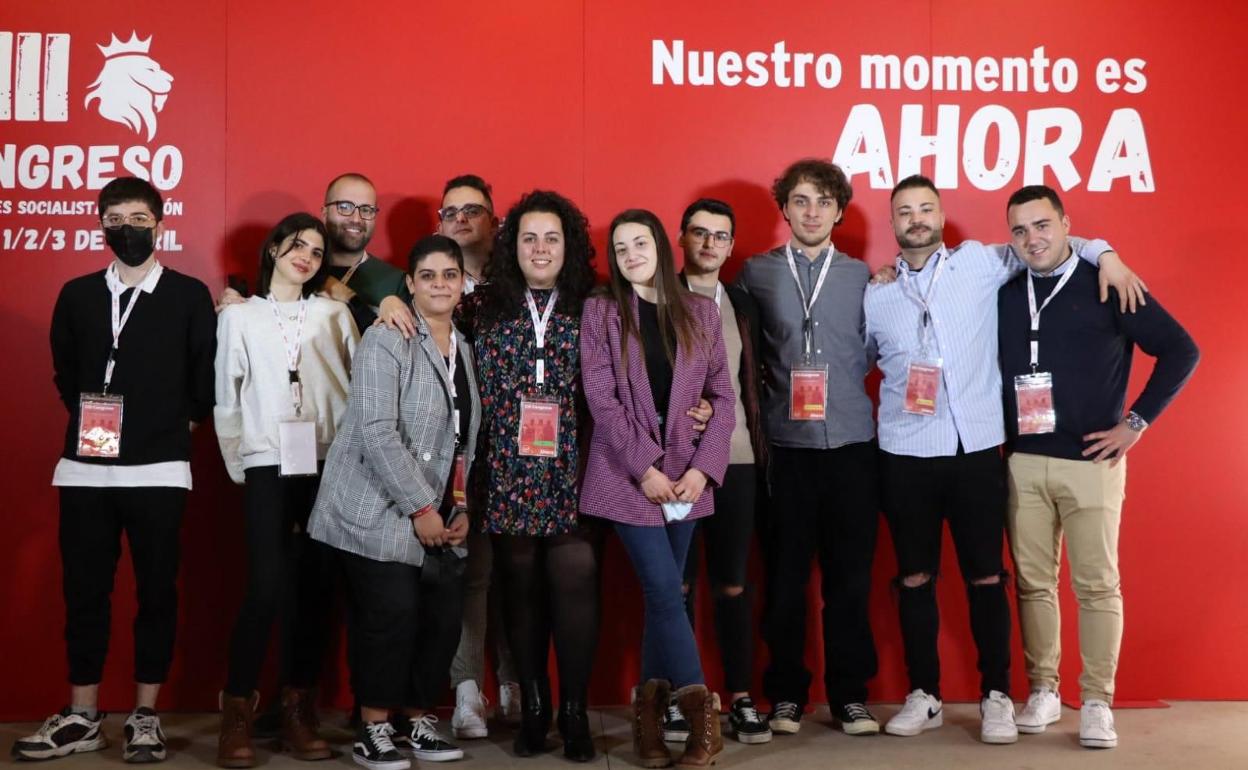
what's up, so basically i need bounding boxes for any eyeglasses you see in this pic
[101,213,156,230]
[326,200,380,220]
[688,226,732,246]
[437,203,490,222]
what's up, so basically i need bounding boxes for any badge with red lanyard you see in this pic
[785,245,830,421]
[518,289,561,457]
[1015,261,1079,435]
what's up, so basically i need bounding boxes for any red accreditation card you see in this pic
[518,396,560,458]
[903,360,942,416]
[789,365,828,421]
[77,393,124,458]
[1015,372,1057,435]
[452,452,467,511]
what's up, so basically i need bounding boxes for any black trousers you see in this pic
[338,547,466,710]
[879,446,1012,699]
[224,466,334,697]
[682,463,758,695]
[761,442,879,710]
[59,486,187,686]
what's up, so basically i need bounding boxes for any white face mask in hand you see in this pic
[662,501,693,522]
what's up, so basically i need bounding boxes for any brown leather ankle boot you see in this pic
[280,687,331,761]
[675,685,722,768]
[633,679,672,768]
[217,692,257,769]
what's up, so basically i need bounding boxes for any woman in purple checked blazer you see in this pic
[580,209,735,769]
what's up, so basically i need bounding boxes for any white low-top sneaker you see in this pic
[885,689,943,737]
[1017,687,1062,734]
[979,690,1018,744]
[1080,699,1118,749]
[450,680,488,739]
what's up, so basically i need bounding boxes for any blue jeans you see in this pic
[615,520,704,688]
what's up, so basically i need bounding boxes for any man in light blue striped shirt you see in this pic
[864,175,1145,746]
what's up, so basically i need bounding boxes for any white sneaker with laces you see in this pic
[1017,688,1062,734]
[451,680,489,739]
[498,681,522,726]
[1080,699,1117,749]
[979,690,1018,744]
[885,689,943,737]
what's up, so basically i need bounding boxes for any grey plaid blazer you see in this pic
[309,321,480,567]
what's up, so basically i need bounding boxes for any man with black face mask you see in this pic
[15,177,216,764]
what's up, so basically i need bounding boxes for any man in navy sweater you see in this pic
[998,185,1198,750]
[13,177,216,764]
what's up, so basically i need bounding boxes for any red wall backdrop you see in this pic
[3,1,1245,720]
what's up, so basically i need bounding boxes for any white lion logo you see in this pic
[84,32,173,141]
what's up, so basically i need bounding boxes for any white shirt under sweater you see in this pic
[214,295,359,484]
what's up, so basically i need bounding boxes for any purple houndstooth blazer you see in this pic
[579,292,735,527]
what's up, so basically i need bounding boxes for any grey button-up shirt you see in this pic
[736,244,875,450]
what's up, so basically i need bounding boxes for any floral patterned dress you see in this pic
[460,288,584,536]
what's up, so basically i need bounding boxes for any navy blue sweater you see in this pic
[998,263,1199,460]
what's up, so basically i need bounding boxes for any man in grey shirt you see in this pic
[735,158,879,737]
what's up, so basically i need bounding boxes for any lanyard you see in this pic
[267,294,308,413]
[525,288,558,386]
[340,252,368,285]
[103,263,151,393]
[897,250,948,356]
[1026,259,1079,371]
[784,244,834,362]
[442,329,461,444]
[713,281,723,312]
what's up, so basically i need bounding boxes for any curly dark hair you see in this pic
[480,189,596,323]
[771,157,853,211]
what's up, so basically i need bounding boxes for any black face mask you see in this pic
[105,225,156,267]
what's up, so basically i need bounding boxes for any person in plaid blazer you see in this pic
[580,209,734,769]
[309,234,480,769]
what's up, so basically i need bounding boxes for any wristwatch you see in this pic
[1124,411,1148,432]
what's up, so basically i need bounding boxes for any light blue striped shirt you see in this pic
[864,238,1108,457]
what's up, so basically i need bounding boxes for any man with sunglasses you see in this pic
[15,177,216,764]
[435,174,498,294]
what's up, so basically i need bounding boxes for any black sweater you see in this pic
[51,267,217,465]
[998,264,1199,460]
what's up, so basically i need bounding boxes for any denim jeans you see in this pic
[615,520,703,688]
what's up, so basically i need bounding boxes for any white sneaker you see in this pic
[885,689,942,737]
[450,680,488,739]
[498,681,522,726]
[1080,699,1117,749]
[1017,688,1062,734]
[979,690,1018,744]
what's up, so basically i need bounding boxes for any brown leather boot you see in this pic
[280,687,332,761]
[675,685,722,768]
[633,679,672,768]
[217,692,257,769]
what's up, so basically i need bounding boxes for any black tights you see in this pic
[491,522,605,700]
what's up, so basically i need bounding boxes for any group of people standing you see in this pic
[19,156,1197,770]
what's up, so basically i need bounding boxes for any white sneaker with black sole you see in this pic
[979,690,1018,744]
[833,702,880,735]
[498,681,522,726]
[1080,699,1117,749]
[398,715,464,762]
[123,708,168,763]
[451,680,489,739]
[1016,688,1062,734]
[767,701,802,735]
[10,707,107,761]
[661,699,689,743]
[354,721,410,770]
[885,689,943,736]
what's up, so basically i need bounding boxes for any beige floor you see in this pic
[5,702,1247,769]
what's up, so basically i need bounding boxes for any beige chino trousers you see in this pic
[1006,452,1126,704]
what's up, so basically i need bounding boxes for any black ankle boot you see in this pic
[513,679,552,757]
[559,700,595,762]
